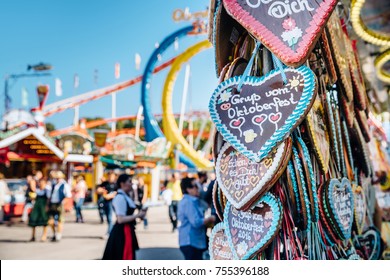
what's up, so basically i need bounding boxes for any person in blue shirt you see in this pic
[178,176,215,260]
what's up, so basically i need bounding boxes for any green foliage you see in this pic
[45,122,56,132]
[84,117,110,130]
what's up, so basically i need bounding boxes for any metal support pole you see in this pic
[111,92,116,133]
[135,105,144,140]
[178,64,190,133]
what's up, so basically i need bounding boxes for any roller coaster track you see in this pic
[40,57,177,117]
[49,111,211,138]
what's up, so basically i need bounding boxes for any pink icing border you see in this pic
[223,0,337,66]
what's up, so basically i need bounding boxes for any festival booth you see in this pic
[101,134,171,203]
[207,0,390,260]
[95,134,170,203]
[0,127,93,179]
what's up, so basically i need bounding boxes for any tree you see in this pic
[45,122,56,132]
[84,117,110,130]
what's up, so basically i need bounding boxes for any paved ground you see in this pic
[0,204,184,260]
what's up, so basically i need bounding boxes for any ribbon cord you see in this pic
[236,41,262,93]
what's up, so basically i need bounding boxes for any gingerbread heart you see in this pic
[223,0,338,66]
[209,66,316,162]
[326,12,353,102]
[354,227,382,260]
[352,185,366,235]
[305,96,330,174]
[216,139,291,210]
[224,192,282,259]
[209,223,234,260]
[213,0,247,76]
[326,178,354,240]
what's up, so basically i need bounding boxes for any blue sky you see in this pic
[0,0,218,129]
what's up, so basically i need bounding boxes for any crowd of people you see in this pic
[0,169,218,260]
[5,170,74,242]
[100,170,217,260]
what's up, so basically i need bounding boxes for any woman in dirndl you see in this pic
[28,178,50,241]
[102,173,146,260]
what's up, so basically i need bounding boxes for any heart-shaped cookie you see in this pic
[212,181,225,222]
[355,108,370,143]
[326,178,354,240]
[216,138,291,210]
[354,227,382,260]
[318,183,339,245]
[209,66,316,162]
[224,192,282,259]
[352,185,366,235]
[222,0,338,66]
[345,36,367,111]
[349,119,372,177]
[213,131,226,163]
[319,30,337,85]
[305,95,330,174]
[207,0,218,44]
[209,223,234,260]
[213,0,247,76]
[326,12,353,102]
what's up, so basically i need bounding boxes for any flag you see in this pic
[55,78,62,96]
[74,74,79,89]
[21,87,28,107]
[115,63,120,79]
[135,53,141,70]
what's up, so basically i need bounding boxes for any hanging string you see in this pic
[271,53,288,84]
[236,41,262,93]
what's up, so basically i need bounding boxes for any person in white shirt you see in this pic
[72,175,88,223]
[47,171,71,242]
[102,174,146,259]
[0,173,9,224]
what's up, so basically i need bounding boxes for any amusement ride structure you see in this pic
[36,19,215,170]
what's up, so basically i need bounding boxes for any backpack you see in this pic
[58,183,66,203]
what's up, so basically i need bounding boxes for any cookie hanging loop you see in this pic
[236,41,262,93]
[271,54,288,85]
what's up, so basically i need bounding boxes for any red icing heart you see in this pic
[255,117,264,123]
[231,228,238,236]
[230,117,244,128]
[223,0,338,66]
[253,114,266,124]
[269,113,281,123]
